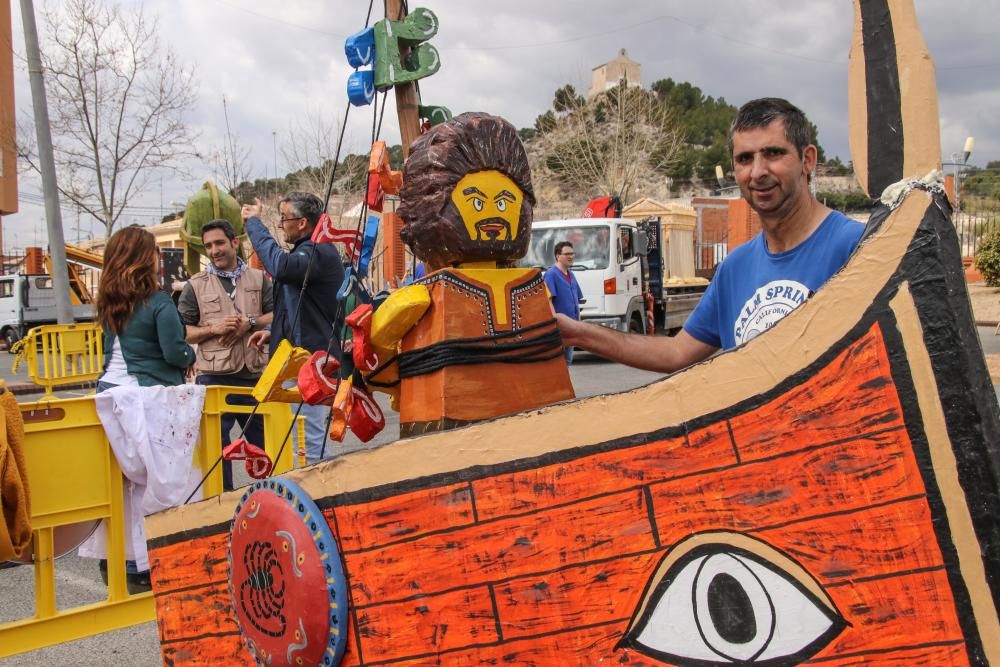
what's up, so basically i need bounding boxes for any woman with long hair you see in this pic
[96,225,194,389]
[93,225,194,593]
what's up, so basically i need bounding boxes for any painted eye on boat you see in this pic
[621,533,846,666]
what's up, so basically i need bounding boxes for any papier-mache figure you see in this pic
[361,112,575,436]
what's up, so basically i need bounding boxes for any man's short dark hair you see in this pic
[201,219,237,241]
[554,241,573,258]
[728,97,813,158]
[280,192,324,228]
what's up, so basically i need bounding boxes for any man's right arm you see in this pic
[556,314,717,374]
[178,281,237,344]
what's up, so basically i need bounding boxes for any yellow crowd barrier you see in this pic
[10,323,105,397]
[0,385,306,659]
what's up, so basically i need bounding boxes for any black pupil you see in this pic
[707,573,757,644]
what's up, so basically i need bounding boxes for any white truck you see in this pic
[522,217,707,335]
[0,274,94,349]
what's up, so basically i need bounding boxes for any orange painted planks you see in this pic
[149,531,229,594]
[806,641,969,666]
[729,327,905,462]
[494,553,660,640]
[345,489,657,606]
[355,586,499,661]
[650,429,924,542]
[820,569,965,657]
[156,581,241,643]
[334,482,475,552]
[160,631,253,666]
[753,497,945,584]
[472,429,733,521]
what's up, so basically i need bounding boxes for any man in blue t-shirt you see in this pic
[544,241,585,364]
[556,97,864,372]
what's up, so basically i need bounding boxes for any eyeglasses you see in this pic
[559,252,575,257]
[278,216,304,225]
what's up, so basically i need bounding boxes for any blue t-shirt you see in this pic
[544,266,584,319]
[684,210,864,350]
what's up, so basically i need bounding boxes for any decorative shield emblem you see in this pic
[228,479,348,666]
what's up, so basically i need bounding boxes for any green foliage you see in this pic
[816,190,875,212]
[976,229,1000,287]
[553,84,584,114]
[961,166,1000,210]
[518,127,537,142]
[823,156,854,176]
[534,110,557,134]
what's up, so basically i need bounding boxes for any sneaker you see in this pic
[127,570,152,595]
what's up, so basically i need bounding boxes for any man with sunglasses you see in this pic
[242,192,346,464]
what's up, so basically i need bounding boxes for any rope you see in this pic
[367,319,564,388]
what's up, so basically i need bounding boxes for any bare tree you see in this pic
[217,95,252,195]
[540,81,684,204]
[281,107,364,218]
[16,0,197,237]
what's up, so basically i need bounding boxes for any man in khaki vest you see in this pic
[178,219,273,490]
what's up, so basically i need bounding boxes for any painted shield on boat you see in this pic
[228,479,348,667]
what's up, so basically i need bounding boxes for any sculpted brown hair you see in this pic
[96,226,160,334]
[398,112,536,267]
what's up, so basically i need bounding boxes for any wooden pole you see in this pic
[385,0,422,160]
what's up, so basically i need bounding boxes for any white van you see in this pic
[0,274,94,348]
[522,218,648,333]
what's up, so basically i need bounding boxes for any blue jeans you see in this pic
[295,402,332,464]
[564,347,574,365]
[196,374,264,491]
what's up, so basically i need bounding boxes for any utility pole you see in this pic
[20,0,73,323]
[386,0,422,159]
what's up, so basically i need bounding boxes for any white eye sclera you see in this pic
[628,546,844,666]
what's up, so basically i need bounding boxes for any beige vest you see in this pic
[190,269,268,375]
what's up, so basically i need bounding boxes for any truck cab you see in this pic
[521,218,648,334]
[0,274,94,349]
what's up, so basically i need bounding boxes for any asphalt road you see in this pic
[3,329,999,666]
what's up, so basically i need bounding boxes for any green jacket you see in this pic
[101,291,195,387]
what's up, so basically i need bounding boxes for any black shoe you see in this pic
[127,570,152,595]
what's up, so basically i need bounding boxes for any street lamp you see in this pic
[945,136,975,212]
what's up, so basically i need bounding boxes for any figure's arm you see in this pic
[557,315,717,374]
[370,285,432,349]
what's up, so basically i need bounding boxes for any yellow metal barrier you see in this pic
[0,385,306,659]
[10,323,105,396]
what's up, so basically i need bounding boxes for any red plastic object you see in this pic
[297,351,341,405]
[311,213,362,255]
[222,437,274,480]
[349,386,385,442]
[345,304,379,372]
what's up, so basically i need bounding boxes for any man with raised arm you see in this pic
[557,98,864,372]
[241,192,345,464]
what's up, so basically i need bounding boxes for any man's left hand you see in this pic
[241,197,263,222]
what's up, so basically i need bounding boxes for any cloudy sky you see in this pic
[4,0,998,249]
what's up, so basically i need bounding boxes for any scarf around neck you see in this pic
[207,256,247,281]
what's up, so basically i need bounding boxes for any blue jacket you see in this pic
[246,218,345,357]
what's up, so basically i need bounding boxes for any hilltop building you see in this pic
[588,48,642,99]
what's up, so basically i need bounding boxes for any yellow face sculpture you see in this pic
[449,170,524,243]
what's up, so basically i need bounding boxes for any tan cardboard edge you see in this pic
[147,192,931,540]
[890,285,1000,662]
